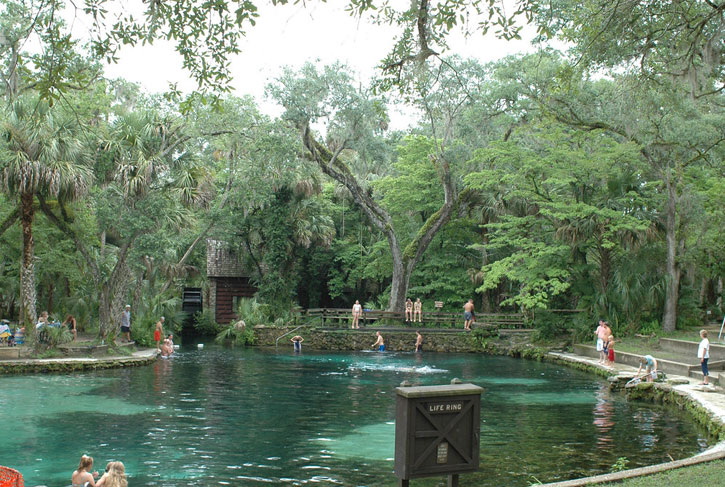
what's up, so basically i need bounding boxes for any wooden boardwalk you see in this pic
[298,308,526,329]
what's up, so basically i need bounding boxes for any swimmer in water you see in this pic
[290,335,304,352]
[415,330,423,353]
[372,331,385,352]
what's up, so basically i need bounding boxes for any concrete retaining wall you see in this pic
[252,325,541,357]
[254,326,491,352]
[660,338,725,360]
[0,347,19,359]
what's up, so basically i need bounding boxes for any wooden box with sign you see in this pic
[394,382,483,484]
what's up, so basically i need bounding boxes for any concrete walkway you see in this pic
[541,350,725,486]
[550,351,725,425]
[0,348,159,374]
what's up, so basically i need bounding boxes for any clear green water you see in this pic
[0,346,711,486]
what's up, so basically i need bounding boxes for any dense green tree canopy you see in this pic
[0,0,723,342]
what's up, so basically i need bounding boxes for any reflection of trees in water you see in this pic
[592,385,614,450]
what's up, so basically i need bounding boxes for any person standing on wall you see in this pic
[154,316,165,351]
[698,329,710,386]
[121,305,132,342]
[351,300,362,329]
[595,319,609,364]
[463,299,475,331]
[415,330,423,353]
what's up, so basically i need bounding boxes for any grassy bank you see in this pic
[599,459,725,486]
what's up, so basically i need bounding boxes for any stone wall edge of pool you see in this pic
[0,348,158,375]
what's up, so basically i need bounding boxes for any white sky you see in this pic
[68,2,541,129]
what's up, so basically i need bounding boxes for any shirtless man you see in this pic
[154,316,165,351]
[372,331,385,352]
[463,299,475,331]
[413,298,422,323]
[351,300,362,329]
[594,320,610,364]
[405,298,413,322]
[415,330,423,353]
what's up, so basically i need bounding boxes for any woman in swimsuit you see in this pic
[71,454,99,487]
[413,298,422,323]
[96,461,127,487]
[405,299,413,322]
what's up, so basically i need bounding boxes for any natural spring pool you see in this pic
[0,345,712,486]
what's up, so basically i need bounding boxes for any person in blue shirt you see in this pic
[636,355,658,382]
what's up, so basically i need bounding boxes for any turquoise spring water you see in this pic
[0,345,712,486]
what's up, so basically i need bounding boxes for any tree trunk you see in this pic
[98,263,132,341]
[479,226,492,313]
[301,125,456,312]
[98,285,113,341]
[662,172,680,332]
[19,191,37,328]
[37,197,138,342]
[389,244,409,312]
[47,281,54,314]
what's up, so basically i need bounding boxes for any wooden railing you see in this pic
[298,308,526,329]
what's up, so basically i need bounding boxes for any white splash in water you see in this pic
[348,363,448,374]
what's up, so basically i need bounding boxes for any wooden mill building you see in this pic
[206,239,256,324]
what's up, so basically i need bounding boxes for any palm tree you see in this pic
[0,97,92,328]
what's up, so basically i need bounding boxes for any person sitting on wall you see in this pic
[161,334,174,357]
[63,314,78,341]
[36,311,49,329]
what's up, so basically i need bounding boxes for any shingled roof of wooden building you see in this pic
[206,239,246,278]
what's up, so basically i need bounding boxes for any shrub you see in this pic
[532,310,573,339]
[131,308,186,347]
[34,325,73,352]
[610,457,629,472]
[193,309,222,336]
[215,323,256,346]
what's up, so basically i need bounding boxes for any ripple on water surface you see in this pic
[0,347,712,487]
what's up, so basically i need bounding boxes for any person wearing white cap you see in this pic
[121,304,131,342]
